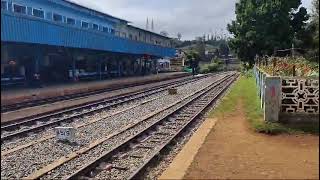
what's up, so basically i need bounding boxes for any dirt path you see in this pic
[184,102,319,179]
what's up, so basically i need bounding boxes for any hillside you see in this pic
[179,44,218,52]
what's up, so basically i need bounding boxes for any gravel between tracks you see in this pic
[1,76,201,150]
[1,75,224,179]
[43,75,234,180]
[138,77,237,180]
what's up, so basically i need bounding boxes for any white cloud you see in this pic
[68,0,314,40]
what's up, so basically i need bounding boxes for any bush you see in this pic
[200,66,210,74]
[258,56,319,77]
[200,62,222,74]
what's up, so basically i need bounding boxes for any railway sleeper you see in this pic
[134,145,154,149]
[154,132,171,136]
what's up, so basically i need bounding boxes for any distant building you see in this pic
[169,49,186,71]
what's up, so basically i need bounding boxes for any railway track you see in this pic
[18,72,238,180]
[1,75,208,127]
[69,73,237,180]
[1,74,212,143]
[1,75,192,113]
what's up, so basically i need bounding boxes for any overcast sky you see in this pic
[69,0,314,40]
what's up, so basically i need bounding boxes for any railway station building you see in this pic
[1,0,176,87]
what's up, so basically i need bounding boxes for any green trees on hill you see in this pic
[308,0,319,60]
[227,0,310,65]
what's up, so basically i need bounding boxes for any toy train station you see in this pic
[1,0,177,87]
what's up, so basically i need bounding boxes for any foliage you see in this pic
[227,0,309,65]
[195,39,206,61]
[185,51,201,72]
[240,61,252,72]
[258,56,319,77]
[199,58,224,73]
[210,75,319,135]
[160,31,169,37]
[241,67,254,78]
[219,43,230,57]
[200,63,220,74]
[309,0,319,60]
[175,38,228,50]
[177,32,182,40]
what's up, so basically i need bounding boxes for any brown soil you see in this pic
[184,102,319,179]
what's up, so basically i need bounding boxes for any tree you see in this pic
[310,0,319,59]
[177,33,182,41]
[186,51,201,74]
[296,0,319,61]
[195,38,206,61]
[219,42,230,57]
[160,31,169,37]
[227,0,309,65]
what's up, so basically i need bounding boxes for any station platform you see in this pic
[1,72,189,106]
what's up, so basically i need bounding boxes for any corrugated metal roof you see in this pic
[1,12,176,57]
[63,0,129,23]
[63,0,171,40]
[127,25,171,40]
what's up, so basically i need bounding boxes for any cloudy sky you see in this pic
[69,0,314,40]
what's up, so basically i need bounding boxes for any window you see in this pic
[81,21,89,28]
[92,23,99,30]
[66,17,75,25]
[102,26,108,33]
[1,1,7,10]
[53,13,63,22]
[13,4,26,14]
[32,8,44,18]
[110,29,115,34]
[129,34,133,40]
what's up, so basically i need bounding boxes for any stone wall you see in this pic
[254,67,319,123]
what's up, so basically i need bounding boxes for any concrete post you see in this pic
[264,76,281,122]
[260,74,264,108]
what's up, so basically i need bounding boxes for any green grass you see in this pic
[209,74,319,135]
